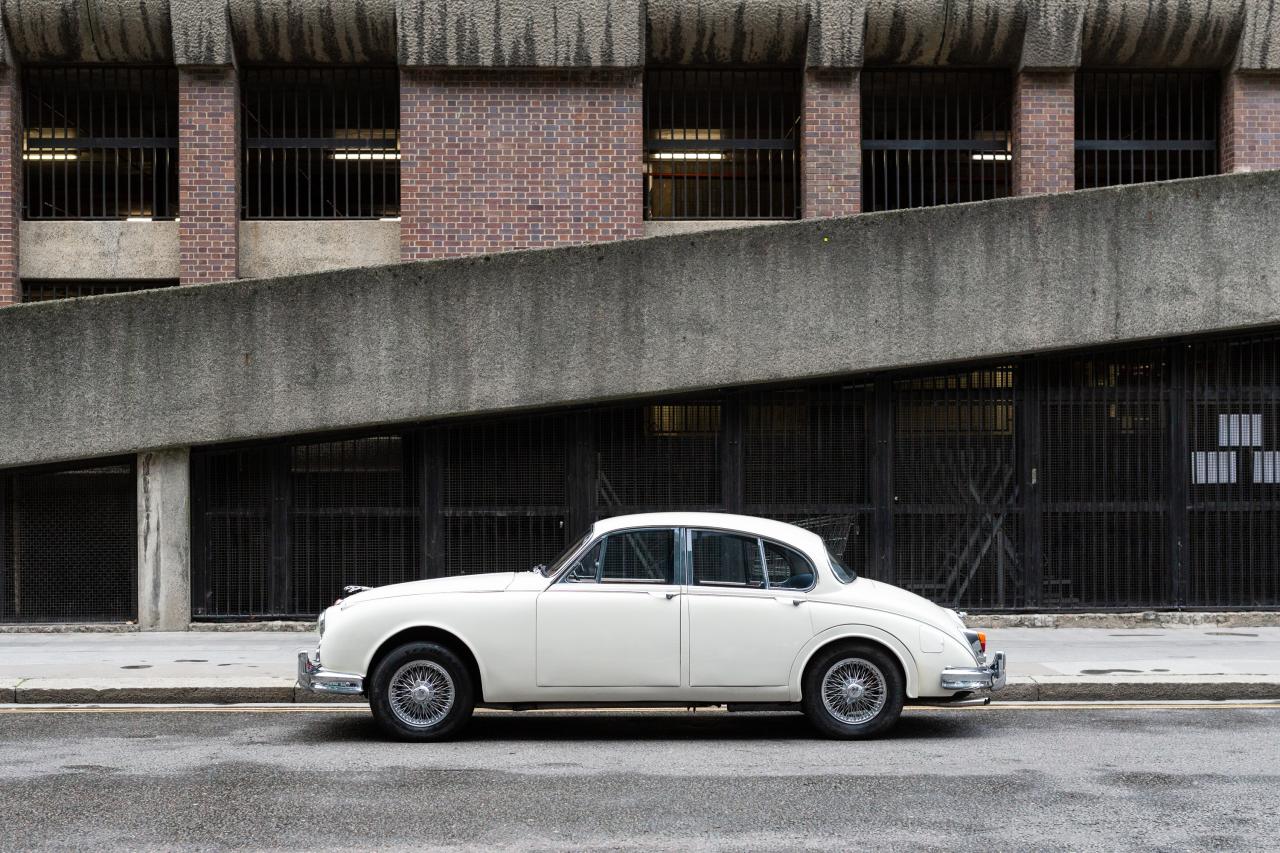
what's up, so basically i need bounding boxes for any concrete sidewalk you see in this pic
[1,627,1278,704]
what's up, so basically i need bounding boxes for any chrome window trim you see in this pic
[551,527,680,586]
[685,527,818,593]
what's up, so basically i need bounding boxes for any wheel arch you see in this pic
[792,625,920,700]
[365,625,485,701]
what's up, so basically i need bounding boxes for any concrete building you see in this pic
[0,0,1279,628]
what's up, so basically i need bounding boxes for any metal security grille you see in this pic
[644,68,801,220]
[21,279,177,302]
[863,70,1012,212]
[1187,333,1280,607]
[192,435,418,619]
[1076,71,1219,189]
[1,460,136,623]
[438,416,568,577]
[22,66,178,219]
[289,437,419,614]
[742,386,874,573]
[893,367,1022,609]
[242,67,399,219]
[596,402,722,516]
[1041,351,1169,608]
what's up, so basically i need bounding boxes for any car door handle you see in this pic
[776,597,803,606]
[648,591,677,600]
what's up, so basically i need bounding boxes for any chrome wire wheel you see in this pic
[820,657,888,726]
[388,660,456,729]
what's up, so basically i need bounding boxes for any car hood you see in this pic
[340,572,516,607]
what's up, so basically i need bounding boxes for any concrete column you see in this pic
[1012,71,1075,196]
[138,448,191,631]
[0,66,19,306]
[178,67,239,284]
[801,69,861,218]
[1221,72,1280,173]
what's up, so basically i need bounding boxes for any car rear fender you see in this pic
[790,624,920,700]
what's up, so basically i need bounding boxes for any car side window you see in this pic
[562,529,676,584]
[691,530,766,588]
[763,541,816,590]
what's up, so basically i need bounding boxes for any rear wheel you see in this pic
[802,642,904,739]
[369,641,475,741]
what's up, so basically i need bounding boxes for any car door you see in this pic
[536,527,682,687]
[685,529,815,687]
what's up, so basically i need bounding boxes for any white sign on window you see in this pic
[1254,451,1280,485]
[1218,413,1263,447]
[1192,451,1237,484]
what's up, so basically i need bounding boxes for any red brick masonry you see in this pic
[400,69,643,261]
[801,70,861,218]
[1222,73,1280,173]
[0,69,19,306]
[178,68,239,284]
[1012,71,1075,196]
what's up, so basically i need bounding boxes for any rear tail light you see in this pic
[976,632,987,653]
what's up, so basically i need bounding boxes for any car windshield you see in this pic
[536,532,592,577]
[828,550,857,583]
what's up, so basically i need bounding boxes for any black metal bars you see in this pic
[21,279,177,302]
[241,67,400,219]
[22,66,178,220]
[644,68,801,220]
[862,70,1013,211]
[1075,71,1220,189]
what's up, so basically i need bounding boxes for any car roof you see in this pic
[591,512,829,559]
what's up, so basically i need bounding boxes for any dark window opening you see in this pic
[21,279,177,302]
[862,69,1012,212]
[1075,71,1220,189]
[644,68,801,220]
[1,459,137,623]
[242,67,400,219]
[22,66,178,220]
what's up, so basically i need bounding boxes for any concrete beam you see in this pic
[19,221,180,281]
[137,448,191,631]
[239,220,400,280]
[1,172,1280,470]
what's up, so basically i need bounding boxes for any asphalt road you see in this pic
[1,704,1277,851]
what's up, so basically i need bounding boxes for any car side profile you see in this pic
[298,512,1005,740]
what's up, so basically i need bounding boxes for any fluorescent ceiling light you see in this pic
[972,153,1012,161]
[649,151,726,161]
[23,153,77,161]
[330,151,401,160]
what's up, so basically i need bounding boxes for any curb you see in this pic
[5,681,1280,706]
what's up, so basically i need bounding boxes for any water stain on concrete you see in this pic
[120,665,152,670]
[1080,668,1144,675]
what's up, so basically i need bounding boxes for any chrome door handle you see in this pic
[649,591,677,600]
[776,597,803,606]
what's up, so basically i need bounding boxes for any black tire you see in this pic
[801,642,905,739]
[369,641,476,742]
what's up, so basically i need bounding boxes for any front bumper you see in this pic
[297,650,364,695]
[940,650,1007,691]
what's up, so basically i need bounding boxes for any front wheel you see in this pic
[802,642,905,739]
[369,641,475,741]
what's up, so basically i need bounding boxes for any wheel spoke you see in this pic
[388,660,456,729]
[820,657,888,726]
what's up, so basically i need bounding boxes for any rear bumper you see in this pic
[297,650,364,695]
[940,651,1007,691]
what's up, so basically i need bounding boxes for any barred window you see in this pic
[644,68,801,220]
[22,66,178,220]
[21,279,177,302]
[1075,71,1220,189]
[242,67,400,219]
[862,70,1012,212]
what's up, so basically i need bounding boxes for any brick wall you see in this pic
[1012,71,1075,196]
[178,68,238,284]
[1222,73,1280,173]
[801,70,861,218]
[0,68,18,306]
[400,69,643,261]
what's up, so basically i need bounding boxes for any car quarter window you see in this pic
[562,529,677,584]
[691,530,766,588]
[763,540,817,590]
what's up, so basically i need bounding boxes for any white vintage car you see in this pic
[298,512,1005,740]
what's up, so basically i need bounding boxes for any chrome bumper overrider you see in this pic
[940,651,1007,691]
[297,650,364,695]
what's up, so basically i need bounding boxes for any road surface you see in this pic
[1,703,1276,851]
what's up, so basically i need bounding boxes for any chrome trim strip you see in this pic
[297,650,364,695]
